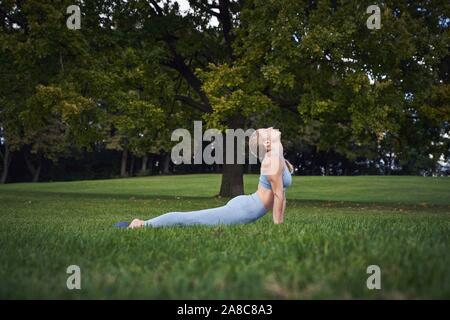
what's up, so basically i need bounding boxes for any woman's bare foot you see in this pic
[128,218,145,229]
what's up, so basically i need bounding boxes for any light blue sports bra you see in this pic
[259,161,292,190]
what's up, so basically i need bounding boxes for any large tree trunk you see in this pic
[140,154,148,174]
[24,153,42,182]
[0,144,12,184]
[120,149,128,177]
[219,116,245,197]
[219,163,244,197]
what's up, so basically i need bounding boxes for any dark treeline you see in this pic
[1,1,449,191]
[6,142,447,184]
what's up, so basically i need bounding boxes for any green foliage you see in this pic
[20,85,69,162]
[234,0,450,164]
[197,63,275,129]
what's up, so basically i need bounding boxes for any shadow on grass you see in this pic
[1,189,449,212]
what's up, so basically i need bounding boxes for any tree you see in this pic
[1,0,448,184]
[133,0,252,196]
[232,0,450,174]
[19,85,71,182]
[0,0,101,182]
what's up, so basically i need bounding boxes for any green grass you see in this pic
[0,175,449,299]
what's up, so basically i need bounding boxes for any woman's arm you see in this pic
[270,175,284,224]
[263,156,285,224]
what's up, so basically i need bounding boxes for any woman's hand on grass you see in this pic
[129,219,145,229]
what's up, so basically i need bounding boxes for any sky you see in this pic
[174,0,219,26]
[176,0,190,13]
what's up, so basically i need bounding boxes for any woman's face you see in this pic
[258,127,281,151]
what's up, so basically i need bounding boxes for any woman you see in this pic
[115,127,293,229]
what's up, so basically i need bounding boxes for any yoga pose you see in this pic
[115,127,293,229]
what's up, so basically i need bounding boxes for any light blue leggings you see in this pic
[144,192,269,227]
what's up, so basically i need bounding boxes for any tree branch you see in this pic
[161,35,213,112]
[208,0,221,9]
[149,2,214,113]
[262,86,299,114]
[148,0,164,16]
[189,0,220,17]
[217,0,235,60]
[174,94,210,113]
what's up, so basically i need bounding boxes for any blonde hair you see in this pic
[285,159,294,174]
[249,129,294,174]
[249,130,262,159]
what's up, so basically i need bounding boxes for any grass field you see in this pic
[0,175,449,299]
